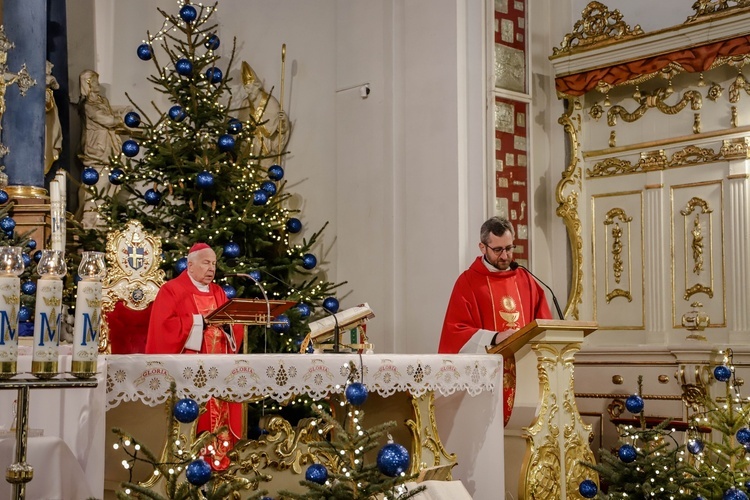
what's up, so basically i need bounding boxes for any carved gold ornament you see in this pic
[552,1,644,56]
[686,0,750,23]
[587,144,729,178]
[603,208,633,303]
[607,88,702,126]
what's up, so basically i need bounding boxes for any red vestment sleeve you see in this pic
[439,274,481,354]
[145,281,190,354]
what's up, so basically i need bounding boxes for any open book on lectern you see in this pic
[307,303,375,341]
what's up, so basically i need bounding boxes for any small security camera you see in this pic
[360,85,371,98]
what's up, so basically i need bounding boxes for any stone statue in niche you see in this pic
[240,61,290,164]
[45,61,62,174]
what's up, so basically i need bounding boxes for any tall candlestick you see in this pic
[31,249,66,379]
[72,251,106,378]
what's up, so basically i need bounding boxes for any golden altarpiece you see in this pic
[547,0,750,482]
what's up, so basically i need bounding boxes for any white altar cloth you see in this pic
[105,353,505,499]
[105,353,503,408]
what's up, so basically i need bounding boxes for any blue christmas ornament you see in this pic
[724,487,749,500]
[687,438,704,454]
[223,242,241,259]
[0,217,15,232]
[217,134,235,152]
[345,382,368,406]
[222,284,237,299]
[18,306,31,322]
[173,398,200,423]
[204,34,220,50]
[136,43,152,61]
[0,190,8,204]
[249,270,262,282]
[738,428,750,445]
[21,281,36,295]
[175,58,193,76]
[296,303,311,319]
[174,257,188,274]
[305,464,328,485]
[196,170,214,189]
[27,239,36,250]
[617,444,637,463]
[578,479,598,499]
[715,365,732,382]
[301,253,317,270]
[268,164,284,181]
[625,394,644,414]
[21,254,30,267]
[179,4,197,22]
[286,218,302,233]
[377,442,410,477]
[323,297,339,313]
[109,168,125,185]
[253,190,269,206]
[271,314,290,333]
[227,119,242,135]
[205,67,222,84]
[144,188,161,206]
[122,139,140,157]
[33,250,42,263]
[82,167,100,185]
[169,105,186,122]
[260,181,277,197]
[124,111,141,128]
[186,459,212,486]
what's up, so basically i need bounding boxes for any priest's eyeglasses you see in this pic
[486,244,516,255]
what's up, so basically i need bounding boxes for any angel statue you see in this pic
[240,61,291,163]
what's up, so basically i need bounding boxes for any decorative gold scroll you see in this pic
[686,0,750,23]
[607,89,702,126]
[603,208,633,303]
[680,197,714,301]
[552,1,644,56]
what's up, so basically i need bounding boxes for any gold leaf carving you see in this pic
[553,1,643,55]
[687,0,750,23]
[721,137,750,159]
[607,89,702,126]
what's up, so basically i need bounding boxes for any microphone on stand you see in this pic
[509,261,564,320]
[225,273,272,352]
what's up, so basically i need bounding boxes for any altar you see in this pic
[104,353,505,498]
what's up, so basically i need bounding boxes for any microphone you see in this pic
[509,261,564,320]
[224,273,272,353]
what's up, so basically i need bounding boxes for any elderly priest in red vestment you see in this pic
[146,242,244,469]
[438,216,551,426]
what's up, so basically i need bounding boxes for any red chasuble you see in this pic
[145,271,244,469]
[438,256,552,425]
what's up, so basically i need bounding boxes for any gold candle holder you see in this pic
[72,251,106,378]
[31,250,66,379]
[0,246,24,379]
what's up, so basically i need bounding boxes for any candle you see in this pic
[49,180,62,253]
[55,170,67,254]
[72,251,106,378]
[31,250,66,379]
[0,246,24,379]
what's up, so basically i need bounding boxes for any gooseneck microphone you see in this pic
[509,261,564,320]
[225,273,273,353]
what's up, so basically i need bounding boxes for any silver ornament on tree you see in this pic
[0,246,24,378]
[31,249,66,378]
[72,251,106,378]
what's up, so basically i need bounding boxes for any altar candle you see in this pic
[49,180,62,253]
[72,251,105,378]
[31,249,66,379]
[0,275,20,379]
[55,170,67,254]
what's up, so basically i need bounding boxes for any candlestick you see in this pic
[72,251,106,378]
[0,246,24,379]
[31,250,66,379]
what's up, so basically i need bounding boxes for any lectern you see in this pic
[487,319,599,500]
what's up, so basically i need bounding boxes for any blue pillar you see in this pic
[4,0,47,196]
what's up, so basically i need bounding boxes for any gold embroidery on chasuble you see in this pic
[485,276,525,332]
[192,294,225,354]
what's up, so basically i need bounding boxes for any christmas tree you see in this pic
[579,351,750,500]
[279,366,425,500]
[74,1,341,354]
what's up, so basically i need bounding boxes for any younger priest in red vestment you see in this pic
[438,216,552,426]
[145,242,244,470]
